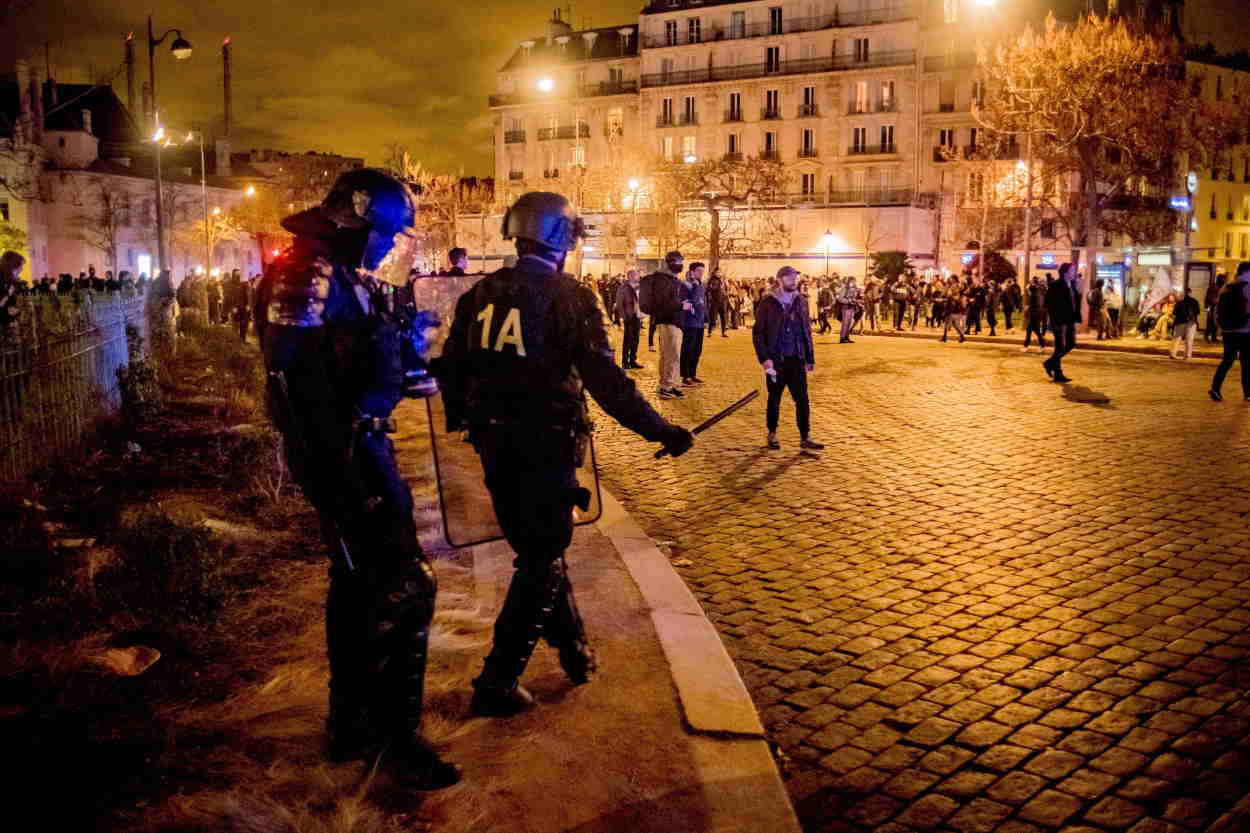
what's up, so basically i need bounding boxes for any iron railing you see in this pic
[848,143,898,155]
[642,50,916,88]
[489,80,639,107]
[641,5,918,48]
[504,130,526,144]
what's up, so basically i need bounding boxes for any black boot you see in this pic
[557,640,598,685]
[470,678,537,717]
[379,736,462,790]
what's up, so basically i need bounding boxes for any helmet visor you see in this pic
[363,229,419,287]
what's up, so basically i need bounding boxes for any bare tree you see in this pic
[974,13,1244,289]
[650,155,791,269]
[71,176,128,271]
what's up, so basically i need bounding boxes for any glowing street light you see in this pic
[627,177,640,191]
[821,229,836,278]
[684,154,698,164]
[147,16,193,274]
[536,77,555,92]
[212,206,221,216]
[245,185,256,197]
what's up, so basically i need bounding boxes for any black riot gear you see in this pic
[501,191,586,253]
[320,167,419,274]
[258,195,458,788]
[435,225,693,716]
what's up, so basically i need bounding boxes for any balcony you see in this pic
[933,145,956,162]
[641,50,917,88]
[723,152,744,162]
[724,110,744,122]
[543,168,560,179]
[847,143,897,155]
[798,103,819,117]
[555,124,590,139]
[761,108,782,120]
[656,115,675,127]
[923,53,976,73]
[938,102,956,113]
[760,149,781,161]
[508,170,524,181]
[826,187,917,205]
[489,79,639,107]
[537,127,556,141]
[798,148,819,158]
[504,130,526,144]
[678,113,699,125]
[605,125,625,139]
[640,5,918,48]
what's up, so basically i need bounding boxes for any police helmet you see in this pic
[321,168,418,236]
[501,192,585,252]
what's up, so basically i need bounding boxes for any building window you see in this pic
[1210,192,1217,219]
[661,97,674,124]
[801,86,817,116]
[665,20,678,46]
[660,57,674,80]
[1216,75,1223,100]
[1041,219,1056,239]
[766,46,781,73]
[0,201,8,221]
[769,6,783,35]
[968,127,978,150]
[852,126,867,152]
[662,136,674,159]
[683,95,697,124]
[688,17,701,43]
[1226,231,1233,258]
[801,128,816,155]
[730,11,746,39]
[854,38,869,63]
[968,172,984,200]
[609,66,624,85]
[880,124,894,151]
[938,128,955,148]
[728,133,741,155]
[944,0,958,24]
[853,81,868,113]
[880,80,895,111]
[939,80,956,112]
[682,135,697,159]
[765,89,780,118]
[764,131,778,152]
[571,145,585,167]
[1242,232,1248,258]
[801,172,816,195]
[522,43,533,59]
[728,91,742,121]
[971,79,985,107]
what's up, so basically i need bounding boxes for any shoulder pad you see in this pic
[267,255,333,327]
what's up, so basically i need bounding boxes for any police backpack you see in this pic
[1216,280,1249,331]
[638,273,656,315]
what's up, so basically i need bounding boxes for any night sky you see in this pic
[7,0,1248,176]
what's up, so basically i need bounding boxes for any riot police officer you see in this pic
[256,168,459,789]
[436,192,694,716]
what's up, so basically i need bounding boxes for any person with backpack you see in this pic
[641,251,687,399]
[1170,286,1201,360]
[1204,273,1226,343]
[1209,261,1250,402]
[891,279,910,330]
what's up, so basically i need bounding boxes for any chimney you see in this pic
[222,37,232,138]
[547,8,573,45]
[142,81,152,131]
[15,60,31,144]
[30,66,44,144]
[125,33,136,114]
[215,137,232,178]
[81,108,93,136]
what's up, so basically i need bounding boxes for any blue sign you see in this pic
[1039,253,1056,266]
[960,253,975,265]
[1170,196,1191,211]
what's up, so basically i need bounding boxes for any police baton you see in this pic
[655,389,759,459]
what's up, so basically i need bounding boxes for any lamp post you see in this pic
[628,177,641,264]
[147,17,192,276]
[822,230,835,278]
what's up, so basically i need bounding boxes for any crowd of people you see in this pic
[11,265,152,296]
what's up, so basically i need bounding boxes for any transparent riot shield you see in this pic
[411,275,602,549]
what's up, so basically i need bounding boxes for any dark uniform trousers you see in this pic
[471,425,588,687]
[622,316,642,365]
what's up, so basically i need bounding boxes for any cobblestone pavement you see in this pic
[588,330,1250,833]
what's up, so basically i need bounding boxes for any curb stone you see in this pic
[596,488,803,833]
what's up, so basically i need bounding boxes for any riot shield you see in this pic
[411,275,603,549]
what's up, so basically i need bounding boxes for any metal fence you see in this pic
[0,293,149,481]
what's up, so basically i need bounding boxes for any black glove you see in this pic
[658,424,695,458]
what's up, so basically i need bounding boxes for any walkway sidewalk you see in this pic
[856,325,1227,360]
[418,490,801,833]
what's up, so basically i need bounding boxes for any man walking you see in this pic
[1043,263,1081,383]
[1171,286,1201,360]
[706,266,729,337]
[837,277,860,344]
[1209,261,1250,401]
[643,251,687,399]
[1088,279,1107,340]
[1023,275,1047,352]
[1204,274,1225,343]
[816,281,835,335]
[940,284,967,343]
[1105,282,1123,339]
[615,269,644,369]
[1002,279,1021,333]
[753,266,823,452]
[679,262,708,386]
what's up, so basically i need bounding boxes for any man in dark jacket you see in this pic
[1023,275,1047,351]
[753,266,823,452]
[1043,262,1082,382]
[1002,279,1022,332]
[679,262,708,385]
[646,251,687,399]
[615,269,644,369]
[705,267,728,337]
[437,192,693,716]
[1170,286,1201,360]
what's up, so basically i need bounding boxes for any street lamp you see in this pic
[628,178,642,262]
[536,77,555,93]
[821,230,835,278]
[147,16,192,276]
[684,154,698,164]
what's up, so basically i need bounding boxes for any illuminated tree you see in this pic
[71,177,128,271]
[229,185,290,267]
[649,155,791,269]
[0,219,27,256]
[974,13,1244,288]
